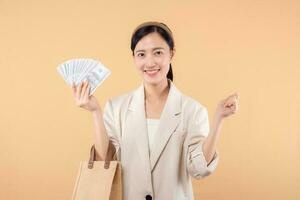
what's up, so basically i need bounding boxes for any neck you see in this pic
[144,79,170,103]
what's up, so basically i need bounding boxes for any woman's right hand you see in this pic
[71,80,101,112]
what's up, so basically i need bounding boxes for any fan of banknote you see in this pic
[57,58,111,96]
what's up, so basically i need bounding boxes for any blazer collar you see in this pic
[127,79,182,172]
[129,79,181,113]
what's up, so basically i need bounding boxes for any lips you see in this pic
[144,68,160,76]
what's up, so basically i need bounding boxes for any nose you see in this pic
[145,55,156,68]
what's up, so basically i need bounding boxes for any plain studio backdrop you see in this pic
[1,0,299,199]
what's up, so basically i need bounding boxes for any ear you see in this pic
[170,48,176,59]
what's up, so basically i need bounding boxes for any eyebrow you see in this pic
[135,47,164,53]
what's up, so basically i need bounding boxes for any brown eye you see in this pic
[137,53,144,57]
[155,51,162,55]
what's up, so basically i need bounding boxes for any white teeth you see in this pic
[145,69,160,72]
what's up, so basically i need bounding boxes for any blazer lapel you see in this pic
[127,83,152,173]
[150,80,182,172]
[127,79,182,173]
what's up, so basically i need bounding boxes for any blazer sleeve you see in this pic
[185,104,219,179]
[103,99,121,160]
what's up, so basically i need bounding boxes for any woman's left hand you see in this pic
[215,93,239,120]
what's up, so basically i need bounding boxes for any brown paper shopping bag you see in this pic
[72,141,122,200]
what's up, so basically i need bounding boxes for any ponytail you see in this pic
[167,64,173,81]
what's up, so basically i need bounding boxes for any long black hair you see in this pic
[130,22,175,81]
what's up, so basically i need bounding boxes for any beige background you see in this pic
[1,0,299,199]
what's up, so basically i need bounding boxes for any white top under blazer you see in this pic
[146,118,160,152]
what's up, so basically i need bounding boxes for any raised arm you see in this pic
[71,80,111,161]
[91,108,110,161]
[203,93,239,164]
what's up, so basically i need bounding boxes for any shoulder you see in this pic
[171,81,207,112]
[109,91,133,106]
[104,89,134,113]
[181,93,208,114]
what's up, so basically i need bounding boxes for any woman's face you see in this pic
[133,32,174,85]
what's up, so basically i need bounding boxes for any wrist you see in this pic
[92,106,102,116]
[213,114,223,125]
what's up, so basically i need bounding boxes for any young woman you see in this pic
[71,21,239,200]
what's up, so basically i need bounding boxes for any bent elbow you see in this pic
[187,151,219,180]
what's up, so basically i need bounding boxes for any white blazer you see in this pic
[103,79,219,200]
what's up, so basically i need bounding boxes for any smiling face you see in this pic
[133,32,174,85]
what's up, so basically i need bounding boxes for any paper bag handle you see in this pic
[88,140,116,169]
